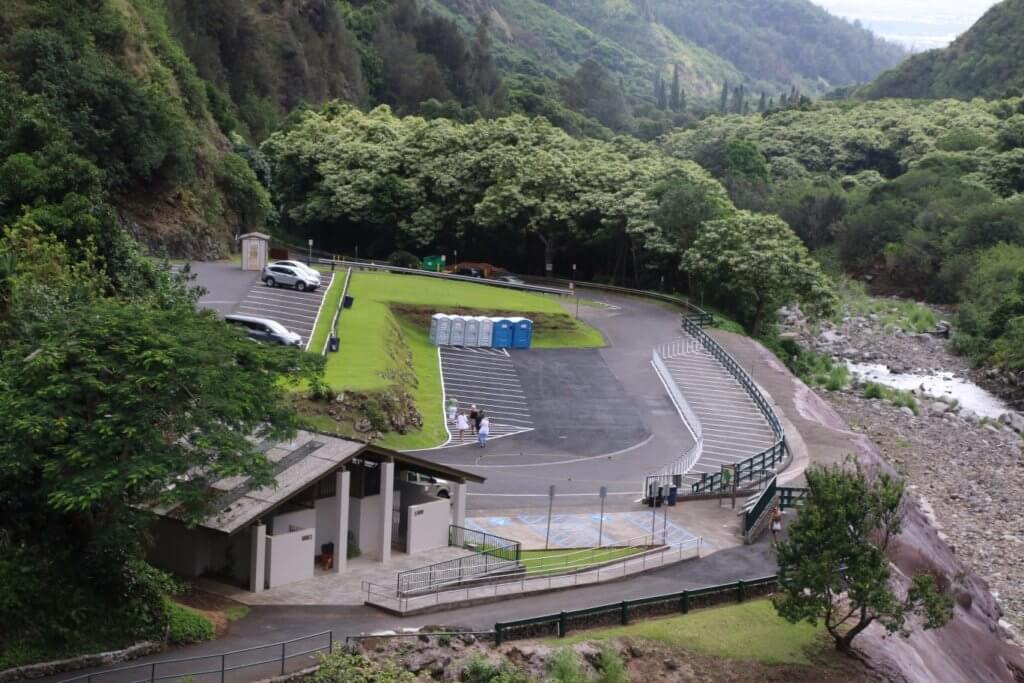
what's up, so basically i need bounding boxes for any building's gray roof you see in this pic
[159,430,484,535]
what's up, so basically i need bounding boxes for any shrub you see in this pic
[462,655,532,683]
[595,646,629,683]
[312,651,415,683]
[388,250,422,269]
[547,649,588,683]
[165,599,215,645]
[863,382,886,400]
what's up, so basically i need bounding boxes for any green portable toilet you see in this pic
[422,255,445,272]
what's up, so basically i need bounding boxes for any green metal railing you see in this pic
[743,476,778,533]
[681,317,786,494]
[778,486,809,510]
[494,575,779,645]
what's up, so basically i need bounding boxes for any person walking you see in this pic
[477,416,490,448]
[446,396,458,423]
[770,505,783,544]
[469,405,481,434]
[455,411,469,443]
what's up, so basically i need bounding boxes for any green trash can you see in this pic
[422,255,445,272]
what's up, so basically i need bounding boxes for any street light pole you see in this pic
[545,485,556,550]
[307,238,313,266]
[598,486,607,547]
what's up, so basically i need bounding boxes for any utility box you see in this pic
[240,232,270,271]
[509,317,534,349]
[449,315,467,346]
[477,316,494,347]
[491,318,513,348]
[328,336,340,353]
[429,314,452,346]
[463,316,481,347]
[422,255,444,272]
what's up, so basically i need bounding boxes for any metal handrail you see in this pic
[646,348,703,490]
[680,317,786,494]
[319,267,352,356]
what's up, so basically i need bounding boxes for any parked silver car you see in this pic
[401,470,451,498]
[262,264,319,291]
[225,314,302,347]
[268,260,322,283]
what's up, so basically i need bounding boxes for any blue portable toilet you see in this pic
[509,317,533,349]
[491,317,513,348]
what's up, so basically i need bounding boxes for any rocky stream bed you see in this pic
[781,305,1024,633]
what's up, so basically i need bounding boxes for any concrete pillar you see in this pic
[333,469,350,573]
[377,461,394,563]
[451,482,468,529]
[250,523,266,592]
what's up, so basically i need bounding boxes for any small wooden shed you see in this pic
[240,232,270,271]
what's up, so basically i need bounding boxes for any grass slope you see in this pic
[306,270,345,354]
[554,599,822,665]
[520,547,644,575]
[323,271,603,450]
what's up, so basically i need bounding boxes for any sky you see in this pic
[813,0,999,50]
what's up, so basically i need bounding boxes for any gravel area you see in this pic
[781,303,1024,631]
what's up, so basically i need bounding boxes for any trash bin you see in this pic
[422,255,444,272]
[491,318,513,348]
[328,336,340,352]
[667,485,678,506]
[343,295,354,309]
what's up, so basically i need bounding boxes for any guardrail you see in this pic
[315,259,570,296]
[526,276,714,323]
[319,267,352,356]
[449,524,520,553]
[493,574,778,645]
[364,537,702,614]
[645,347,704,493]
[59,631,336,683]
[681,317,786,494]
[779,486,809,510]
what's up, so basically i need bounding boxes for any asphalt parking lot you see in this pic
[440,346,534,444]
[187,261,334,350]
[233,273,335,351]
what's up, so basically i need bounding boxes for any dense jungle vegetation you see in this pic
[2,0,1024,666]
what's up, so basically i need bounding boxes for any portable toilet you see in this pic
[491,317,513,349]
[509,317,534,349]
[464,316,481,347]
[449,315,467,346]
[430,313,452,346]
[477,316,494,347]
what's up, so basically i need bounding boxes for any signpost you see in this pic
[544,485,556,550]
[598,486,607,547]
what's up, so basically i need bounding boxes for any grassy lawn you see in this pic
[553,599,822,665]
[306,272,345,354]
[315,271,604,449]
[519,547,645,574]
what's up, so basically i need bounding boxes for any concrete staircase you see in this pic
[661,330,777,488]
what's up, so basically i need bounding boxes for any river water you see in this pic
[847,362,1009,418]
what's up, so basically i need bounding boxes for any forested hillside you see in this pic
[863,0,1024,99]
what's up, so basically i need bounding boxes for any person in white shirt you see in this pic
[477,416,490,448]
[455,411,470,443]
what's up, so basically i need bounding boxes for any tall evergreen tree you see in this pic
[678,84,686,114]
[768,96,775,109]
[655,70,667,110]
[758,92,767,112]
[670,65,681,112]
[719,81,729,113]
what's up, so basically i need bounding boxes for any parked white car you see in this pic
[268,260,322,283]
[262,264,320,291]
[401,470,451,498]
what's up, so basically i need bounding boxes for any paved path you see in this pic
[661,331,776,487]
[52,537,776,683]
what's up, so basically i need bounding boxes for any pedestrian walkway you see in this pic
[233,272,335,351]
[440,347,534,445]
[661,331,776,487]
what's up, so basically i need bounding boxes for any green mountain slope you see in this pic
[432,0,905,100]
[863,0,1024,99]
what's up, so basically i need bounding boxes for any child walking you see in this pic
[477,416,490,448]
[455,411,469,443]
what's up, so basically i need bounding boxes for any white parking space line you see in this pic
[232,273,334,349]
[438,347,534,447]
